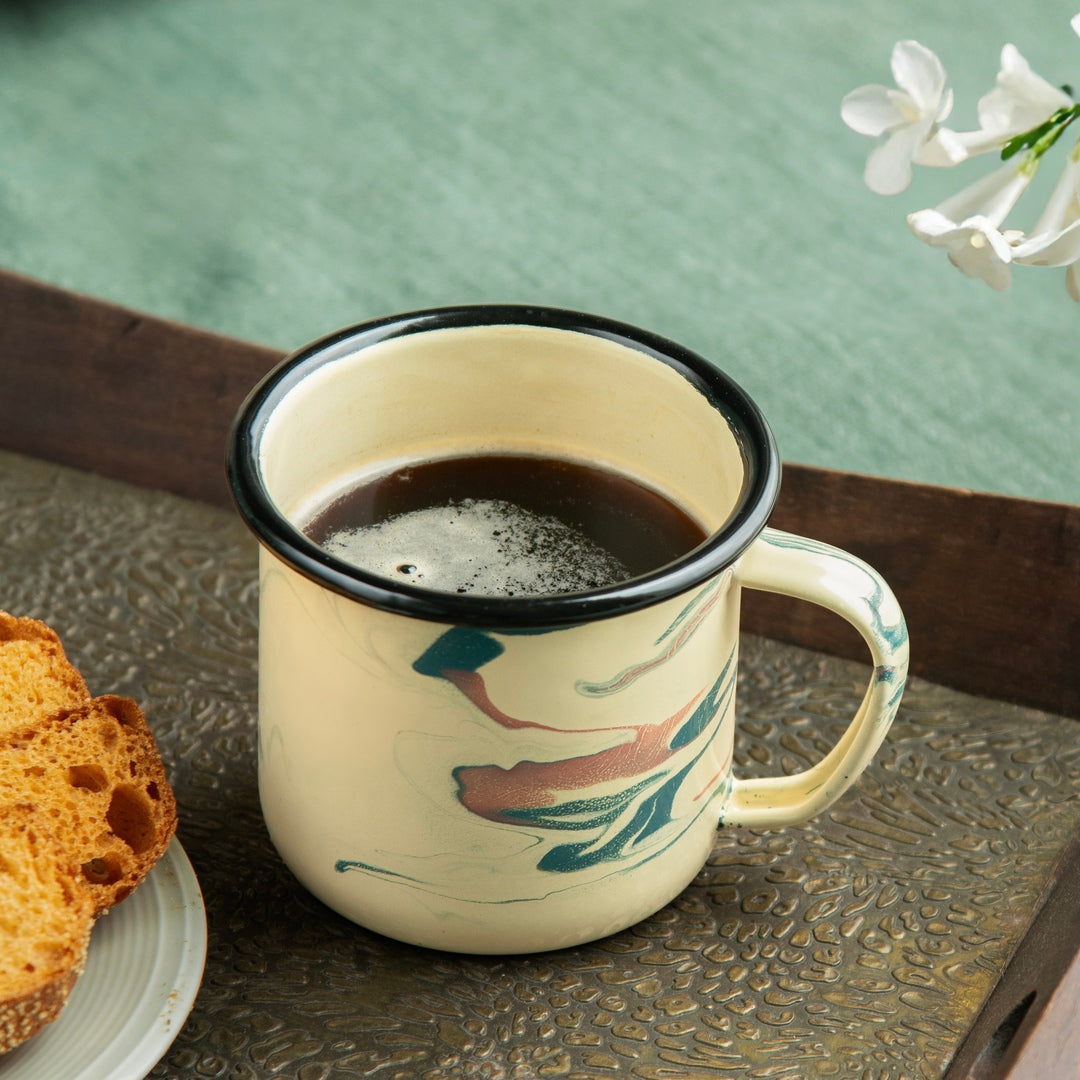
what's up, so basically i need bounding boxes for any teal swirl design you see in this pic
[335,584,735,896]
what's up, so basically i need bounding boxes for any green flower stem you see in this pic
[1001,104,1080,164]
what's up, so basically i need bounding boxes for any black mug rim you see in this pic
[225,304,781,627]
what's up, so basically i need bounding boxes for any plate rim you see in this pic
[0,837,207,1080]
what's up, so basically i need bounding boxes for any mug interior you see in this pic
[227,306,779,626]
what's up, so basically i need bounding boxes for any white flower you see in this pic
[981,45,1072,136]
[841,40,955,195]
[907,214,1017,291]
[907,159,1036,290]
[1013,147,1080,300]
[932,45,1075,162]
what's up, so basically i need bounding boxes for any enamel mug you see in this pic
[227,306,908,954]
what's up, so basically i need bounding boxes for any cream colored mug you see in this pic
[227,306,908,954]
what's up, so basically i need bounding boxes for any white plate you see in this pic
[1,839,207,1080]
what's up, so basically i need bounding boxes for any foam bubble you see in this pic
[321,498,630,597]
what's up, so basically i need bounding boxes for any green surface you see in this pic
[1,0,1077,503]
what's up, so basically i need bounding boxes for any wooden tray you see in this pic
[1,268,1076,1078]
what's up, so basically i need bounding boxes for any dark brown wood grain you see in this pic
[1001,946,1080,1079]
[2,267,1076,720]
[747,467,1080,719]
[0,268,281,508]
[942,834,1080,1079]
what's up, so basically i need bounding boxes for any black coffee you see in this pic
[302,454,707,598]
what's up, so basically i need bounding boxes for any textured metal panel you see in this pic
[1,450,1078,1080]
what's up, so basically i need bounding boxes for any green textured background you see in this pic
[1,0,1077,504]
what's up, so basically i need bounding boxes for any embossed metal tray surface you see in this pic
[2,449,1078,1080]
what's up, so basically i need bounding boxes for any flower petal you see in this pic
[1013,218,1080,267]
[948,222,1014,290]
[935,159,1034,227]
[1067,261,1080,301]
[891,40,948,115]
[1072,12,1080,39]
[964,253,1012,291]
[977,44,1072,136]
[907,208,957,243]
[907,212,1014,290]
[865,119,933,194]
[915,125,979,166]
[841,84,906,135]
[919,125,1010,164]
[1030,155,1080,236]
[934,86,955,125]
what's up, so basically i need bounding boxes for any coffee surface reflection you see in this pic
[303,454,707,598]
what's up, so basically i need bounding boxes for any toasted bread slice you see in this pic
[0,805,95,1054]
[0,614,179,1055]
[0,695,177,914]
[0,613,90,737]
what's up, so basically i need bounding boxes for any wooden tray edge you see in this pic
[1,266,1076,719]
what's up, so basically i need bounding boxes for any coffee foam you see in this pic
[320,498,631,597]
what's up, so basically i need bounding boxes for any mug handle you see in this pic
[724,527,909,828]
